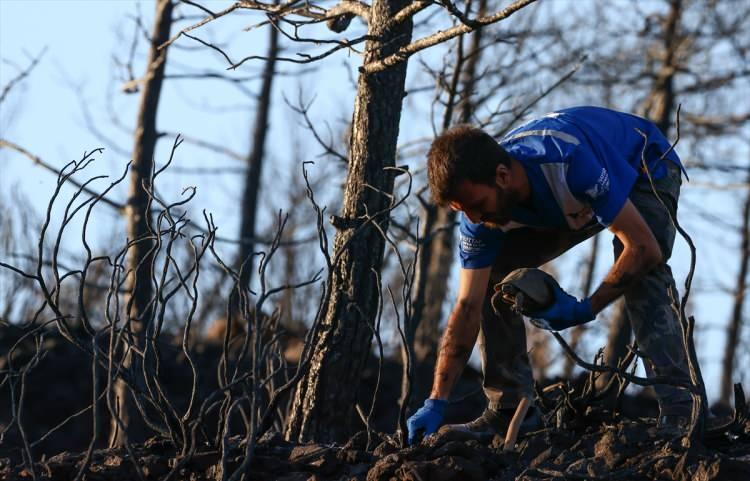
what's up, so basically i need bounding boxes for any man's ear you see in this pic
[495,163,511,188]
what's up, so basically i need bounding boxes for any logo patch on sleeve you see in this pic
[460,234,485,254]
[585,169,610,199]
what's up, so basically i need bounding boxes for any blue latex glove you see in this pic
[528,285,595,331]
[407,399,447,445]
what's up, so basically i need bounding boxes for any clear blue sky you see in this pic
[1,0,747,405]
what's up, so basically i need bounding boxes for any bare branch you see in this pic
[0,48,46,105]
[362,0,538,74]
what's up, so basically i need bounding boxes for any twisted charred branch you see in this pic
[1,138,338,477]
[595,300,632,393]
[196,210,324,481]
[104,182,220,459]
[360,169,416,446]
[5,328,46,479]
[636,107,708,441]
[538,344,638,428]
[0,141,124,211]
[392,278,413,448]
[137,189,205,449]
[551,331,699,393]
[591,341,638,404]
[0,158,153,481]
[72,336,101,481]
[352,269,387,450]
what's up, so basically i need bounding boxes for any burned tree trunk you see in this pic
[284,0,413,443]
[110,0,173,448]
[719,164,750,406]
[237,24,279,288]
[639,0,681,132]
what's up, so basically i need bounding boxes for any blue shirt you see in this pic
[458,106,684,269]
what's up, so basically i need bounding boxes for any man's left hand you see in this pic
[528,285,595,331]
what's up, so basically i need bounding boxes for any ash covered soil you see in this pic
[3,409,749,481]
[2,327,749,480]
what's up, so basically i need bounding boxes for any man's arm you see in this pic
[589,199,662,314]
[429,266,491,400]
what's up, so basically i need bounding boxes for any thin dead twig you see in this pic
[0,48,47,105]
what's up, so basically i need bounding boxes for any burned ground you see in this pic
[2,327,749,481]
[2,407,749,480]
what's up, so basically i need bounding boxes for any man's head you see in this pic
[427,125,521,226]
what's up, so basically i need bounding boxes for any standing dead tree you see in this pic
[236,22,280,291]
[719,148,750,406]
[111,0,175,449]
[284,0,416,443]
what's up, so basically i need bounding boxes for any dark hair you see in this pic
[426,125,512,206]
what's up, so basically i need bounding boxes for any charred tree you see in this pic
[639,0,681,133]
[284,0,414,443]
[110,0,173,448]
[236,24,279,289]
[720,164,750,406]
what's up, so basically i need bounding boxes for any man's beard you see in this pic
[483,186,520,228]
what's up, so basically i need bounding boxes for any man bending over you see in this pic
[407,106,693,444]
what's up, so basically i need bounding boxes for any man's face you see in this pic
[449,181,520,227]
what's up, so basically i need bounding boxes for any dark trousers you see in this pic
[480,163,692,415]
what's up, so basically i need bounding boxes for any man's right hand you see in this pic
[406,399,447,445]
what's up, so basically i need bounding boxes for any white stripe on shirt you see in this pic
[539,163,595,230]
[504,129,581,146]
